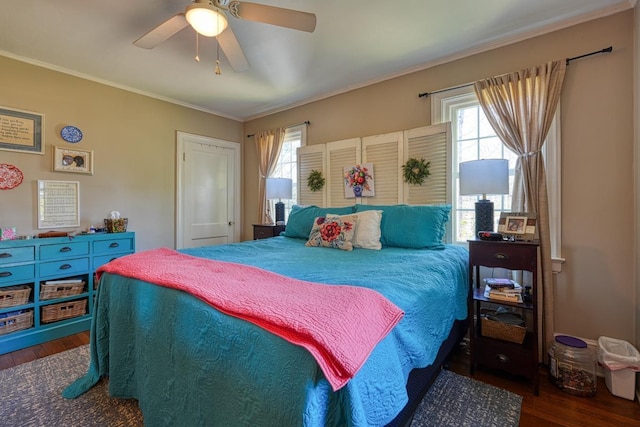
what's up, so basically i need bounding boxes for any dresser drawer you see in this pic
[93,237,134,256]
[0,264,35,285]
[0,246,35,266]
[40,241,89,261]
[39,258,90,278]
[93,253,129,270]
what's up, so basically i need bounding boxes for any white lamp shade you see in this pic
[266,178,292,200]
[185,4,228,37]
[459,159,509,197]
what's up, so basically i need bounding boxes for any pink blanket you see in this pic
[97,248,404,391]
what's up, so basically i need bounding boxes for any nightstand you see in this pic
[253,224,286,240]
[468,239,540,395]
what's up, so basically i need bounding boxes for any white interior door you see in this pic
[176,132,241,249]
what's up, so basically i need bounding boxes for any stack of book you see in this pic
[483,278,523,303]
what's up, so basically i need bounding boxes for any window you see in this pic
[432,86,562,268]
[269,124,307,221]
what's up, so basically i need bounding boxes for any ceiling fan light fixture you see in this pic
[185,4,228,37]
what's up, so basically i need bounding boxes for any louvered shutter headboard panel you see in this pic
[362,132,403,205]
[404,123,451,205]
[326,138,360,207]
[297,145,325,207]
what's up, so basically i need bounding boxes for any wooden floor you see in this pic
[1,332,639,426]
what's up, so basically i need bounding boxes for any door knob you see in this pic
[228,221,235,226]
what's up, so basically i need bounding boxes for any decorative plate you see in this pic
[61,125,83,143]
[0,164,24,190]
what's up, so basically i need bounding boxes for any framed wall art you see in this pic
[497,212,537,241]
[37,180,80,229]
[0,106,44,155]
[53,146,94,175]
[344,163,375,198]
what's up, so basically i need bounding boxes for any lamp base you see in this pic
[275,201,285,225]
[475,199,494,235]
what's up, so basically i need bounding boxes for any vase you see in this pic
[353,185,363,197]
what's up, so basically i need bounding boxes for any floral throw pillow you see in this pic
[305,215,356,251]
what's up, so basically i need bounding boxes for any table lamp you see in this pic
[266,178,292,225]
[459,159,509,235]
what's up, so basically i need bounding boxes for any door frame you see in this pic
[175,131,242,249]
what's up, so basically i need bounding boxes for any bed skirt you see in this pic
[386,318,468,427]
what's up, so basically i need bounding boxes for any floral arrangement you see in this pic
[402,157,431,185]
[307,170,325,192]
[344,164,372,192]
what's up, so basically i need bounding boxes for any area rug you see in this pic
[0,345,521,426]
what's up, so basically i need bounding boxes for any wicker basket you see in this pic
[39,281,85,300]
[0,285,31,308]
[481,312,526,344]
[0,310,33,335]
[104,218,128,233]
[41,299,87,323]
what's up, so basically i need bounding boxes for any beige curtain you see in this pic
[255,128,285,224]
[474,60,566,361]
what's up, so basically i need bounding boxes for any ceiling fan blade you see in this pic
[217,27,250,72]
[134,13,189,49]
[229,2,316,33]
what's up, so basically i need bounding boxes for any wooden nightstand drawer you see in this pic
[253,225,286,240]
[468,241,537,270]
[474,336,535,379]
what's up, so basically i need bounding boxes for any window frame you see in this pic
[269,124,307,221]
[431,86,563,271]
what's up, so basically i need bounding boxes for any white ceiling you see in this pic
[0,0,632,121]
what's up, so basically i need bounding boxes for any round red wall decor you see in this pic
[0,164,24,190]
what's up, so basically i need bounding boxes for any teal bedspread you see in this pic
[64,237,468,426]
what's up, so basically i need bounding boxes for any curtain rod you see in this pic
[417,46,613,98]
[246,121,310,138]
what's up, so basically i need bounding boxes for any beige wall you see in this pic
[0,56,244,251]
[245,11,636,344]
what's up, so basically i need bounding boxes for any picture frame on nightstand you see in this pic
[497,212,537,241]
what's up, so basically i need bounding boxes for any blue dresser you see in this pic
[0,232,135,354]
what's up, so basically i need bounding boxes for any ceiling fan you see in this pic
[133,0,316,73]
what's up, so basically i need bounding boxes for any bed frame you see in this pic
[388,318,468,427]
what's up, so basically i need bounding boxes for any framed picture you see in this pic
[53,146,94,175]
[344,163,375,198]
[0,106,44,155]
[37,180,80,229]
[498,212,537,241]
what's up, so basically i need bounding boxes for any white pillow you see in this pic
[329,210,382,250]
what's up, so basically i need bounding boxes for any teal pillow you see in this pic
[284,205,356,239]
[354,204,451,249]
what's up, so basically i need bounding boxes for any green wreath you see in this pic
[402,157,431,185]
[307,170,325,192]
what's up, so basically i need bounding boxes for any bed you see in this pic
[64,204,469,426]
